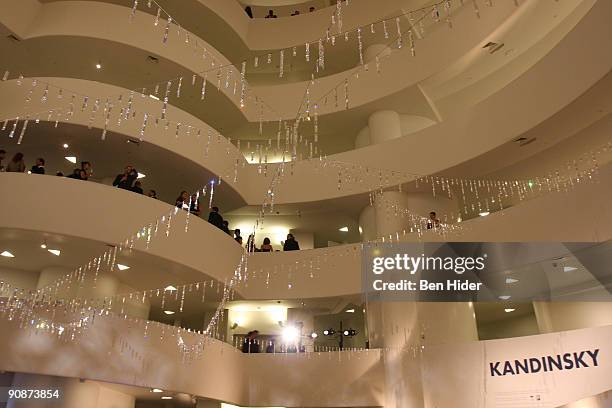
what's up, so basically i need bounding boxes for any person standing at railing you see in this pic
[5,153,25,173]
[283,234,300,251]
[0,149,6,172]
[241,330,260,353]
[112,165,138,190]
[30,158,45,174]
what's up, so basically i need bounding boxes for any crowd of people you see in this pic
[173,199,301,252]
[244,5,316,19]
[2,149,303,252]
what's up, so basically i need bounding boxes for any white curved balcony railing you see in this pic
[0,312,610,407]
[0,0,609,206]
[3,163,612,301]
[0,0,592,120]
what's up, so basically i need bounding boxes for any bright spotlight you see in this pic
[310,332,318,339]
[343,330,350,336]
[282,326,299,343]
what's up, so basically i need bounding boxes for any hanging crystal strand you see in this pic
[278,50,284,78]
[432,5,441,22]
[8,117,19,138]
[88,98,100,129]
[101,98,111,140]
[162,16,172,43]
[1,119,7,131]
[336,0,343,32]
[153,6,161,25]
[409,29,416,56]
[472,0,481,18]
[305,42,310,62]
[344,79,349,110]
[314,104,319,143]
[1,71,8,81]
[383,20,389,39]
[175,122,181,138]
[140,112,149,140]
[17,117,29,145]
[161,81,171,119]
[208,180,215,208]
[123,91,134,120]
[129,0,138,21]
[357,28,364,65]
[240,61,247,107]
[318,39,325,70]
[444,0,453,28]
[176,77,183,98]
[41,85,49,103]
[395,17,403,49]
[189,76,201,104]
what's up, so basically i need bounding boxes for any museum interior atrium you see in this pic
[1,0,612,407]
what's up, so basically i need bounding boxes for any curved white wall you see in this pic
[3,162,612,300]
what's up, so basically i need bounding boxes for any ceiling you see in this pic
[0,228,217,291]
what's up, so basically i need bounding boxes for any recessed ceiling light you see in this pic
[27,170,32,174]
[563,266,577,272]
[149,94,160,101]
[117,264,130,271]
[95,63,102,69]
[498,295,511,300]
[504,308,516,313]
[164,285,177,291]
[339,226,349,232]
[505,277,518,284]
[47,249,61,256]
[345,308,355,313]
[65,156,77,164]
[1,251,15,258]
[310,332,318,338]
[151,388,163,393]
[62,143,69,149]
[137,172,146,179]
[479,212,490,217]
[40,243,47,249]
[164,310,175,315]
[161,396,172,400]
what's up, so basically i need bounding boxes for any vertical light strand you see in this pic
[176,77,183,98]
[163,16,172,43]
[396,17,403,49]
[17,117,29,145]
[161,81,171,119]
[200,74,207,100]
[240,61,247,108]
[344,79,349,110]
[318,39,325,70]
[357,28,364,65]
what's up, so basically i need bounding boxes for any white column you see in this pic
[358,204,377,242]
[368,110,402,145]
[367,301,477,408]
[8,374,134,408]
